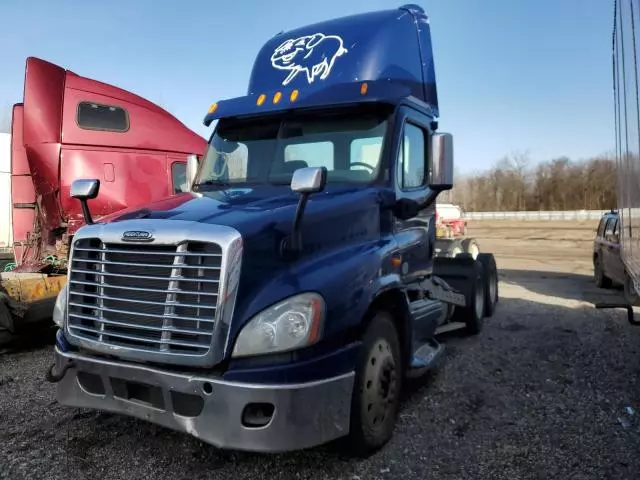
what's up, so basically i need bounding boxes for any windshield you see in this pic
[195,107,390,189]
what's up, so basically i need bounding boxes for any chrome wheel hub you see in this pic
[363,339,397,429]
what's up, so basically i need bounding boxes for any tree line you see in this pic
[442,152,618,212]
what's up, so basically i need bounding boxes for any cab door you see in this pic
[391,105,434,286]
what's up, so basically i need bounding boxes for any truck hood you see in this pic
[98,184,389,241]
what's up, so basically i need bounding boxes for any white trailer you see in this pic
[0,133,11,252]
[613,0,640,304]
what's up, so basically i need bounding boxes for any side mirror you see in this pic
[185,154,199,191]
[71,178,100,200]
[291,166,327,194]
[428,133,453,191]
[71,179,100,225]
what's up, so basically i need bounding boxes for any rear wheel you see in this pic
[624,271,640,306]
[443,239,464,257]
[347,312,402,457]
[594,255,612,288]
[434,256,486,334]
[457,263,485,334]
[476,253,499,317]
[461,238,480,259]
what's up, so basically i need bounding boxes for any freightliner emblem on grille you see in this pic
[121,230,154,242]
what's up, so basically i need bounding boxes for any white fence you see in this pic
[463,210,610,221]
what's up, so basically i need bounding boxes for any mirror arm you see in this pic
[418,190,439,211]
[290,193,310,254]
[281,167,327,260]
[280,193,310,260]
[80,200,94,225]
[71,179,100,225]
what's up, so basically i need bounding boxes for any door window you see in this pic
[611,218,620,243]
[397,122,427,189]
[604,218,618,242]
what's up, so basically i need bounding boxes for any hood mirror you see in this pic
[291,166,327,194]
[282,167,328,259]
[186,154,199,191]
[71,179,100,225]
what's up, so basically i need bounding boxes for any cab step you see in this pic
[435,321,466,335]
[406,338,445,378]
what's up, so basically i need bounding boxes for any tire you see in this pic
[594,255,612,288]
[476,253,498,317]
[433,256,486,334]
[347,312,402,457]
[624,271,640,306]
[434,239,463,258]
[461,238,480,260]
[0,327,15,347]
[0,300,14,333]
[441,239,463,258]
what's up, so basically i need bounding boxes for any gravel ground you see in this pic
[3,226,640,479]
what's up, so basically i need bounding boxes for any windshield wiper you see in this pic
[194,179,232,189]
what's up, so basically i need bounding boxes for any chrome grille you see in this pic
[67,238,222,355]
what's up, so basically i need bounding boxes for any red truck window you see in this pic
[76,101,129,132]
[172,162,188,193]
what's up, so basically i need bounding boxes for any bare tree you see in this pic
[455,153,616,212]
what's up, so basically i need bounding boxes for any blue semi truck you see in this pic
[46,4,499,455]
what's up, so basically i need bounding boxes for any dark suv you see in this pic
[593,210,639,304]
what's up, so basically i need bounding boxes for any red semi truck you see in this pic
[0,57,206,344]
[434,202,479,259]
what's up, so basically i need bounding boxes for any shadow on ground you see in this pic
[4,295,640,480]
[0,326,56,355]
[499,268,628,305]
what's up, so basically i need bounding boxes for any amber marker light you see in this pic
[208,103,218,114]
[273,91,282,104]
[256,94,266,106]
[360,82,369,95]
[290,89,299,102]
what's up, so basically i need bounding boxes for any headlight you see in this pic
[232,292,325,358]
[53,282,69,328]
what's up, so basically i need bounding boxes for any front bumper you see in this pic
[52,347,355,453]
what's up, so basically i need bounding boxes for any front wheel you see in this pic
[346,312,402,457]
